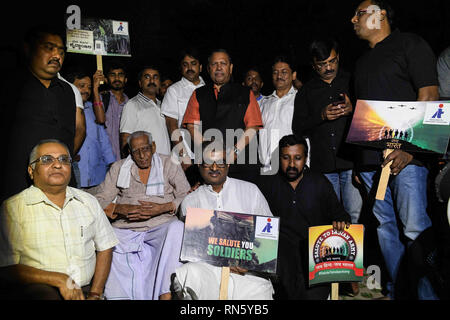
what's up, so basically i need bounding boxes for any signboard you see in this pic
[309,225,364,286]
[346,100,450,154]
[66,17,131,57]
[180,208,279,274]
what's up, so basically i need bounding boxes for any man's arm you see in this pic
[92,70,107,124]
[0,264,84,300]
[165,116,183,148]
[87,248,113,300]
[74,107,86,156]
[382,85,440,175]
[119,132,131,158]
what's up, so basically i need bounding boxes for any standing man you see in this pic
[182,49,263,184]
[92,61,129,161]
[351,0,440,299]
[256,135,351,299]
[242,67,265,107]
[292,38,362,226]
[66,70,116,189]
[161,48,205,184]
[120,66,171,157]
[1,25,85,202]
[258,55,299,173]
[0,139,118,300]
[159,77,173,99]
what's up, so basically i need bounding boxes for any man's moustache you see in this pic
[48,60,61,67]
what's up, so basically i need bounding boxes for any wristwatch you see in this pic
[87,291,105,300]
[233,146,241,156]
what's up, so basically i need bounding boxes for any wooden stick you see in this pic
[331,283,339,300]
[219,266,230,300]
[96,55,104,84]
[376,149,394,200]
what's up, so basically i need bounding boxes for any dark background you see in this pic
[2,0,449,96]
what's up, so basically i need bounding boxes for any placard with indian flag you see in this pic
[308,225,364,286]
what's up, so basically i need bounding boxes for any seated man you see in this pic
[256,134,351,300]
[94,130,190,300]
[172,141,274,300]
[0,139,118,300]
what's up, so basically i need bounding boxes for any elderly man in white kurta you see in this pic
[120,67,171,157]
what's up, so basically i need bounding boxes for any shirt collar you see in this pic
[138,92,160,105]
[181,76,205,88]
[270,85,297,99]
[25,185,84,207]
[204,176,229,195]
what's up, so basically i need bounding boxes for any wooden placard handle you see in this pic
[331,282,339,300]
[376,149,394,200]
[219,266,230,300]
[96,55,104,85]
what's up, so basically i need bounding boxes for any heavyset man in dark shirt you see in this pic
[257,135,350,299]
[292,38,362,226]
[1,26,83,203]
[351,0,440,299]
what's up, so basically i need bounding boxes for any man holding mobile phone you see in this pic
[291,37,363,269]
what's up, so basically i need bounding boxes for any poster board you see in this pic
[309,225,364,286]
[180,208,279,274]
[346,100,450,154]
[66,17,131,57]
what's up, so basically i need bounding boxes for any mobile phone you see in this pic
[332,93,345,106]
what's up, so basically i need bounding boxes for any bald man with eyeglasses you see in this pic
[0,139,118,300]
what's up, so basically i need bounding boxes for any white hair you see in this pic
[127,131,153,149]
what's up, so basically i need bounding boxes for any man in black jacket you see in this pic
[182,49,263,183]
[256,134,351,299]
[292,38,362,226]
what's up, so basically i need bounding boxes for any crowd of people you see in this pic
[0,0,449,301]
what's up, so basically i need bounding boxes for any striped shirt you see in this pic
[0,186,118,286]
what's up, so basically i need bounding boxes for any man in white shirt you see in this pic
[173,141,274,300]
[120,66,171,157]
[259,55,306,173]
[161,48,205,178]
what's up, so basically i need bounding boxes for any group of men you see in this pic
[0,0,448,301]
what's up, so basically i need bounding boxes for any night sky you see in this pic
[2,0,449,96]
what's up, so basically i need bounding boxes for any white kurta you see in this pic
[120,93,171,155]
[161,76,205,159]
[175,177,274,300]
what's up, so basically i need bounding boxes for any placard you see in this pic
[309,225,364,286]
[180,208,279,273]
[346,100,450,154]
[66,17,131,56]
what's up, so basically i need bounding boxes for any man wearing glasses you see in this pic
[0,139,118,300]
[291,37,362,236]
[173,140,274,300]
[93,131,190,300]
[351,0,439,299]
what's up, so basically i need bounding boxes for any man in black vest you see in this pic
[182,49,263,183]
[0,25,83,203]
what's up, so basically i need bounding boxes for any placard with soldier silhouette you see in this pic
[346,100,450,154]
[180,208,279,274]
[309,225,364,286]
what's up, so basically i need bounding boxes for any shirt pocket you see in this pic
[74,219,96,261]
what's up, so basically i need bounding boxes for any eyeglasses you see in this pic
[131,145,152,155]
[354,9,369,18]
[315,57,338,69]
[30,154,72,166]
[201,161,227,169]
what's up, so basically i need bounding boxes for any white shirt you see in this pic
[180,177,272,218]
[57,73,84,109]
[120,93,171,155]
[258,86,297,168]
[161,76,205,159]
[177,177,274,300]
